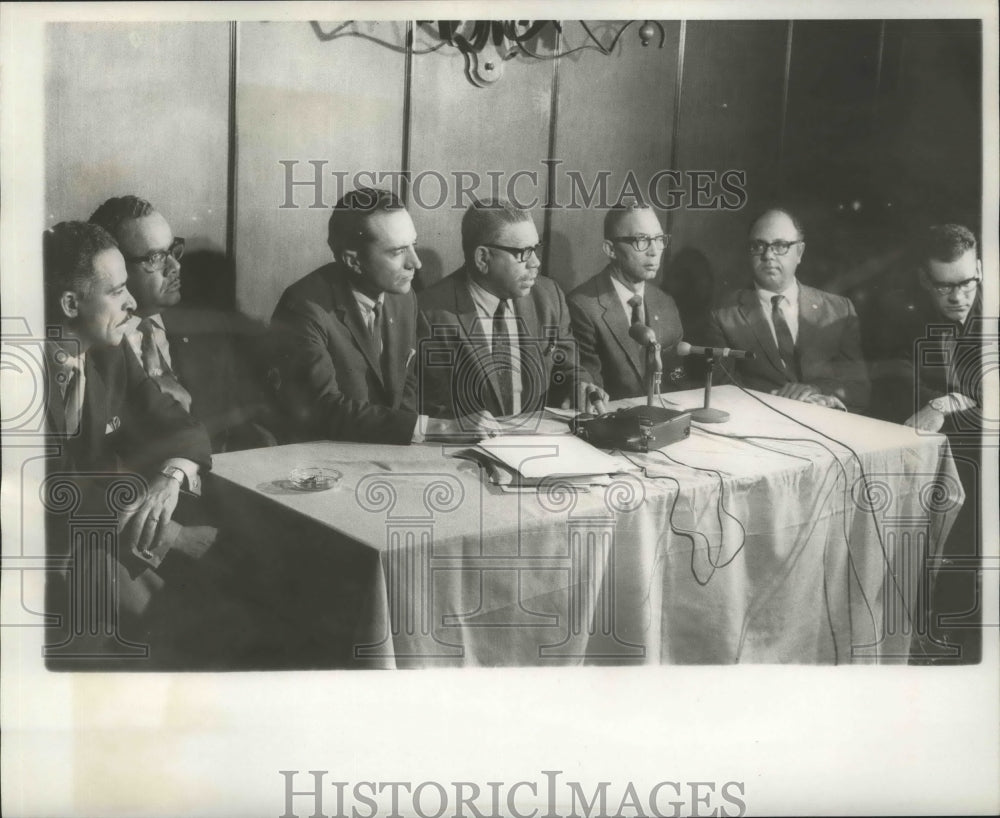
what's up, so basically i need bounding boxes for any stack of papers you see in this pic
[452,434,631,490]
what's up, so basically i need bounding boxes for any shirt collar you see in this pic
[468,277,508,315]
[610,272,645,302]
[756,277,799,308]
[48,343,85,379]
[352,288,384,314]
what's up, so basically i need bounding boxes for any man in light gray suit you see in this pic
[704,207,869,411]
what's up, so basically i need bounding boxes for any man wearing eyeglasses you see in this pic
[870,223,983,431]
[704,207,869,411]
[567,203,687,400]
[417,198,607,423]
[90,196,275,453]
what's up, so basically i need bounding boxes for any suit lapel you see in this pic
[598,271,644,380]
[795,285,820,372]
[81,355,109,467]
[739,289,788,378]
[329,273,384,388]
[513,289,544,412]
[381,296,406,404]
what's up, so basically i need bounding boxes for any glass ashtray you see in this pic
[288,466,343,492]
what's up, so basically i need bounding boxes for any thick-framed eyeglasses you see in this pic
[125,237,185,271]
[924,276,980,296]
[484,242,543,263]
[748,239,802,257]
[612,234,669,252]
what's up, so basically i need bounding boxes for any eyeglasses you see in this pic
[612,234,669,252]
[924,276,980,296]
[484,242,543,263]
[124,237,185,271]
[748,239,802,257]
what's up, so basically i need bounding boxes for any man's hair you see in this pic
[461,198,533,266]
[747,205,806,241]
[88,195,155,241]
[603,203,655,241]
[918,224,978,266]
[43,221,118,323]
[327,187,404,254]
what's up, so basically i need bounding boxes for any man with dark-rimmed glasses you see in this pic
[417,198,607,423]
[568,203,688,400]
[704,206,869,411]
[90,195,274,452]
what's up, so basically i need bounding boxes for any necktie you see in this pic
[62,360,84,436]
[771,295,799,379]
[370,301,383,363]
[628,294,644,326]
[493,300,514,416]
[137,317,193,412]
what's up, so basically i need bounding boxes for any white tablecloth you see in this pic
[208,386,962,666]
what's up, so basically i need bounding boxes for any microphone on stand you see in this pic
[629,323,662,406]
[676,340,739,423]
[676,341,755,361]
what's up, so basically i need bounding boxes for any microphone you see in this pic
[629,323,658,347]
[676,341,755,361]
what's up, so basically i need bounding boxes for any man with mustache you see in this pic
[567,203,688,400]
[42,221,216,661]
[272,188,497,442]
[417,198,607,423]
[703,206,869,411]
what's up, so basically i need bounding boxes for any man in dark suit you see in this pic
[271,188,496,443]
[870,224,983,429]
[567,204,687,400]
[89,196,274,452]
[704,207,870,411]
[42,221,217,662]
[417,198,607,423]
[868,224,985,664]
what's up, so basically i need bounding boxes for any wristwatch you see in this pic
[160,465,186,486]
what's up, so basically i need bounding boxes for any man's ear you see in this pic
[795,241,805,263]
[473,246,491,275]
[342,247,362,275]
[59,291,79,320]
[601,239,616,261]
[976,258,983,279]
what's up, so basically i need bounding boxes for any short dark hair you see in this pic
[88,195,155,241]
[918,224,978,266]
[43,221,118,323]
[461,198,533,266]
[603,203,655,240]
[327,187,404,255]
[747,206,806,242]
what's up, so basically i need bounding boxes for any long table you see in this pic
[207,386,963,667]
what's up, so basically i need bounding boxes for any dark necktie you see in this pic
[62,360,84,435]
[628,294,644,326]
[370,300,383,363]
[137,317,193,412]
[493,300,514,416]
[771,295,799,379]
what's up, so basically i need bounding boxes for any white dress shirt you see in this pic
[468,279,523,415]
[755,278,800,347]
[610,274,646,323]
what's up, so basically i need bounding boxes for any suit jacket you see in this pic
[868,287,983,424]
[704,283,870,411]
[270,262,419,444]
[161,307,278,452]
[46,341,212,477]
[567,265,687,400]
[417,269,587,418]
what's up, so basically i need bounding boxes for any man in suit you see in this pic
[89,195,274,452]
[42,221,216,662]
[704,207,870,411]
[271,188,496,443]
[870,224,983,430]
[417,198,607,423]
[567,204,687,400]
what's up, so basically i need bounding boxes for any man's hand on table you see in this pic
[771,382,820,402]
[904,404,946,433]
[564,381,609,416]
